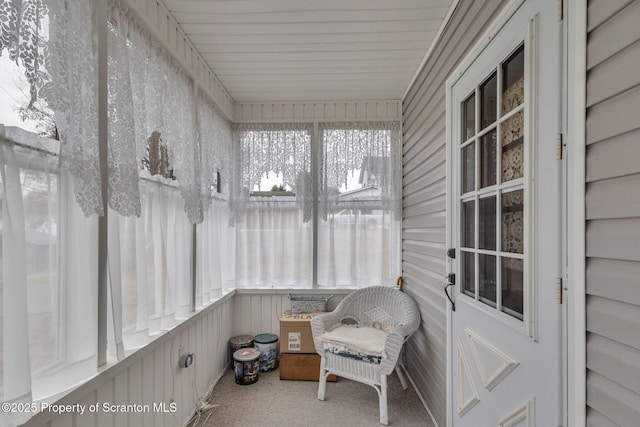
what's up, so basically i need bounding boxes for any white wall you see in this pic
[22,294,234,427]
[20,290,351,427]
[234,100,401,123]
[231,290,348,337]
[401,1,510,425]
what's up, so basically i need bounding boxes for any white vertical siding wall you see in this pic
[231,290,347,336]
[20,290,348,427]
[401,1,508,425]
[23,295,234,427]
[233,100,401,123]
[585,0,640,424]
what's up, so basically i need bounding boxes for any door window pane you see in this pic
[479,254,497,307]
[461,200,475,248]
[502,45,525,115]
[480,130,497,188]
[462,251,475,297]
[462,93,476,141]
[480,73,497,130]
[479,196,496,250]
[501,110,524,182]
[502,257,523,319]
[456,40,527,324]
[502,190,524,254]
[462,143,475,194]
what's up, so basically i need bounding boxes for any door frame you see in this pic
[444,0,574,425]
[565,0,587,426]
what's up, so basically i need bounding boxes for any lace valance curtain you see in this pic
[108,3,206,224]
[50,0,102,216]
[319,121,402,218]
[229,123,313,224]
[2,0,224,224]
[198,92,232,210]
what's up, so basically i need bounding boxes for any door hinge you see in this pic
[557,0,564,20]
[556,277,563,304]
[556,133,564,160]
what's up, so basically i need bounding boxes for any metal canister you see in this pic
[254,333,279,372]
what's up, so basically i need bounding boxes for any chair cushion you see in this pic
[318,325,388,359]
[322,342,382,364]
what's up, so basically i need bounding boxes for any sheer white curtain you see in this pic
[196,94,234,303]
[47,169,98,394]
[196,198,234,305]
[0,129,97,422]
[0,0,99,413]
[39,1,100,395]
[106,4,204,353]
[0,140,31,413]
[318,122,402,288]
[110,178,192,351]
[230,124,313,288]
[236,197,312,287]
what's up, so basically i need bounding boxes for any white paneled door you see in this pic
[446,0,563,425]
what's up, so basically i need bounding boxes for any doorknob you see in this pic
[444,273,456,312]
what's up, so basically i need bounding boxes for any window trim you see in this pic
[233,120,402,289]
[449,19,539,339]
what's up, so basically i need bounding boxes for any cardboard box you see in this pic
[279,353,337,382]
[280,311,324,354]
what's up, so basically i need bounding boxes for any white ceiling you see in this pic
[164,0,455,103]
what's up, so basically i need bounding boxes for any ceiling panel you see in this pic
[165,0,455,102]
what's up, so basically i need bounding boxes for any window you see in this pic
[318,122,401,288]
[195,94,233,306]
[458,44,526,320]
[1,0,98,402]
[106,8,231,352]
[231,124,313,288]
[230,121,401,289]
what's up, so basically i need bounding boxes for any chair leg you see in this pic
[395,363,409,390]
[317,356,327,401]
[379,374,388,425]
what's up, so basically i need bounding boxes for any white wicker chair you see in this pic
[311,286,421,425]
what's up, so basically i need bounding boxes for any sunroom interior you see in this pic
[0,0,550,426]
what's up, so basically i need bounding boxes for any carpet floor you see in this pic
[187,366,434,427]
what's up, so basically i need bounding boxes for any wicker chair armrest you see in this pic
[311,311,342,355]
[381,331,405,375]
[392,319,419,340]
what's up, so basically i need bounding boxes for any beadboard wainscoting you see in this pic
[23,293,234,427]
[231,289,349,337]
[20,289,354,427]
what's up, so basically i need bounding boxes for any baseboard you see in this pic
[182,361,232,427]
[403,365,439,427]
